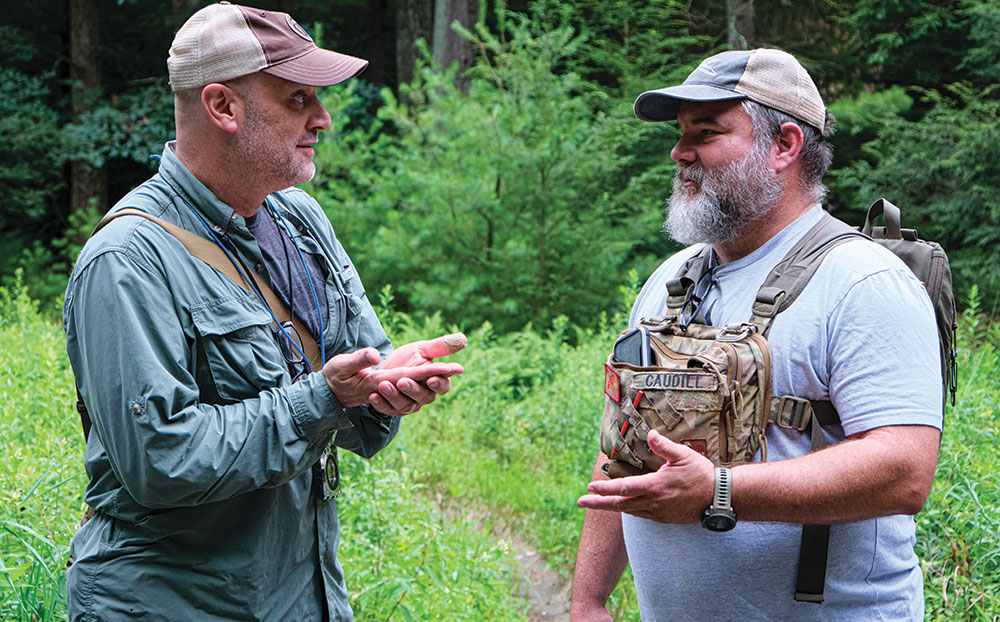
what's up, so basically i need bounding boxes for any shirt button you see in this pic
[231,214,239,221]
[255,263,264,274]
[213,224,222,232]
[131,403,142,416]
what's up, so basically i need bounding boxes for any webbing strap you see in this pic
[795,407,832,602]
[751,213,866,335]
[795,523,830,603]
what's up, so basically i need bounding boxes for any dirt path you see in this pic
[434,495,571,620]
[509,533,572,621]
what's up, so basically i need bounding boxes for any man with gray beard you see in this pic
[570,49,941,621]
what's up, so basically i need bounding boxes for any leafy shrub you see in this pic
[0,275,81,621]
[828,84,1000,312]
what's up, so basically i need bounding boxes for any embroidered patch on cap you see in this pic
[286,15,313,42]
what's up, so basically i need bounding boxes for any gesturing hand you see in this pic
[321,339,464,410]
[368,333,468,416]
[576,430,715,523]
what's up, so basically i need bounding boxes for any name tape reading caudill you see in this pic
[632,372,718,391]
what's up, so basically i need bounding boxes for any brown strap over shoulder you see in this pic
[75,208,324,442]
[94,208,321,372]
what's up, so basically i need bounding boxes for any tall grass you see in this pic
[1,277,998,620]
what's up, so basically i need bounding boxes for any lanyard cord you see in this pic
[152,166,312,372]
[265,199,326,364]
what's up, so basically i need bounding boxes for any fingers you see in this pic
[416,332,467,359]
[585,471,659,497]
[425,375,452,395]
[369,378,437,416]
[646,429,700,463]
[576,492,647,514]
[373,362,464,385]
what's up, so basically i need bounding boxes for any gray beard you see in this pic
[664,142,782,245]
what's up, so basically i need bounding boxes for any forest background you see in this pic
[2,0,1000,620]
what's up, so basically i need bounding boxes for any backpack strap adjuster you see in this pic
[770,395,813,431]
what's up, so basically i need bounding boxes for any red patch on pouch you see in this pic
[604,363,621,402]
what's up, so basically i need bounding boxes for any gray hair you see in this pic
[741,100,835,204]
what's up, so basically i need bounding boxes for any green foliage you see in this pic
[308,7,681,334]
[0,26,69,302]
[917,288,1000,620]
[314,13,652,332]
[0,275,82,621]
[63,83,175,169]
[846,0,977,88]
[337,458,527,620]
[828,84,1000,310]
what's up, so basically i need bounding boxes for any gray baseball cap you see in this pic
[634,49,826,132]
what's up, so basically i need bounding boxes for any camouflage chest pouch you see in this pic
[600,318,773,477]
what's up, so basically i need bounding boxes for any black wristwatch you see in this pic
[701,467,737,532]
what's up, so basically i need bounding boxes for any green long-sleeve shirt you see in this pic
[63,143,398,621]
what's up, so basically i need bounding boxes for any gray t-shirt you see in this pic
[247,205,329,346]
[623,205,942,621]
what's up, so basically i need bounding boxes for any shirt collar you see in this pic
[159,141,247,235]
[715,203,825,275]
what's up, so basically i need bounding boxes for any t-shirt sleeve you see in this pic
[826,263,943,436]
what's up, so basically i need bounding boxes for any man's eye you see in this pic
[292,94,307,105]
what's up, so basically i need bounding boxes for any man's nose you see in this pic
[670,138,695,165]
[308,99,332,132]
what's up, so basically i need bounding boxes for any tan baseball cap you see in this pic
[634,49,826,132]
[167,2,368,91]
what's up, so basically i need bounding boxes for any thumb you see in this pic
[338,347,381,376]
[417,332,467,359]
[646,429,691,463]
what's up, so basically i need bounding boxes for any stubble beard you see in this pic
[664,141,782,245]
[234,100,317,192]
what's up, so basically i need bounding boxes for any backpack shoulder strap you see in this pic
[751,211,868,334]
[749,211,871,605]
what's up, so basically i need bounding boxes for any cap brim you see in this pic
[634,85,746,122]
[262,47,369,87]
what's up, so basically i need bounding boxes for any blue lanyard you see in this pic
[151,157,319,372]
[264,198,326,367]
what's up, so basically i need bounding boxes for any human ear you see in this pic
[201,83,241,133]
[770,121,804,173]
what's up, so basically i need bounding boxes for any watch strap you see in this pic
[713,467,733,510]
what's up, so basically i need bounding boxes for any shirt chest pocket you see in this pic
[190,295,287,403]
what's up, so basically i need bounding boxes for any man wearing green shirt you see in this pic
[63,4,464,620]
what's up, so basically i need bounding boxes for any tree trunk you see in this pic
[431,0,475,90]
[395,0,434,89]
[70,0,106,239]
[727,0,755,50]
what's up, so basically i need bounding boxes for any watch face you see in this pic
[702,510,737,532]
